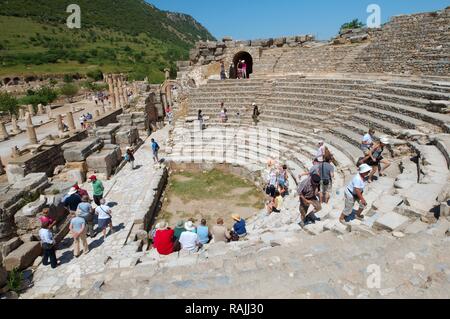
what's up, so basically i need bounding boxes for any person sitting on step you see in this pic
[153,221,175,255]
[231,214,247,239]
[266,190,283,214]
[179,221,202,253]
[196,219,212,245]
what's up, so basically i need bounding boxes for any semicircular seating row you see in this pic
[166,76,450,234]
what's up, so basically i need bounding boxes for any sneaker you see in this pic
[355,215,365,221]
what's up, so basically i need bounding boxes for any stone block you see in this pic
[222,36,233,42]
[207,42,217,49]
[215,48,223,56]
[440,202,449,217]
[4,242,42,271]
[11,173,48,192]
[65,161,88,174]
[274,37,286,46]
[404,219,428,235]
[86,147,121,178]
[19,196,47,217]
[427,218,450,237]
[374,212,410,231]
[62,138,103,162]
[1,237,23,258]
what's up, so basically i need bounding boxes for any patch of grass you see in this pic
[169,169,258,202]
[7,268,23,294]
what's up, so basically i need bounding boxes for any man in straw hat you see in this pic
[231,214,247,238]
[179,221,202,253]
[339,163,372,223]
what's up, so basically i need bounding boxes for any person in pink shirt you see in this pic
[39,208,56,229]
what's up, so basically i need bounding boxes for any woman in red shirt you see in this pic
[153,221,174,255]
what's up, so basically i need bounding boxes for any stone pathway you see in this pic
[21,126,170,298]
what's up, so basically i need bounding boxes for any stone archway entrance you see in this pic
[233,51,253,78]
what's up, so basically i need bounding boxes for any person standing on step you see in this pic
[39,221,58,269]
[151,138,160,164]
[237,60,243,79]
[242,60,247,79]
[363,137,392,183]
[95,198,114,240]
[297,174,322,226]
[361,128,376,155]
[229,63,236,79]
[252,103,260,126]
[316,141,326,163]
[198,109,204,131]
[77,195,95,238]
[125,146,136,169]
[63,187,82,215]
[339,164,372,224]
[88,175,104,206]
[316,154,335,204]
[220,61,226,80]
[220,102,228,123]
[69,211,89,257]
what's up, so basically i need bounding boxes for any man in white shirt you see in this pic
[179,221,202,253]
[39,221,58,268]
[316,141,326,162]
[340,164,372,224]
[95,198,114,240]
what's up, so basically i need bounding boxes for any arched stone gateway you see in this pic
[233,51,254,78]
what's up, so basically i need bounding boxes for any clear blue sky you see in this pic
[148,0,449,40]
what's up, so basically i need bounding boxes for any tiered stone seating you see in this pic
[351,8,450,75]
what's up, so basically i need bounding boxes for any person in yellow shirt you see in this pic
[266,190,283,214]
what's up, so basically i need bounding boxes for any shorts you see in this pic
[320,180,332,193]
[343,192,366,216]
[366,157,382,167]
[93,194,103,206]
[265,184,276,197]
[97,218,111,230]
[299,199,321,216]
[152,150,159,158]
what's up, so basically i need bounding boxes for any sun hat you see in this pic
[380,137,390,145]
[359,164,372,174]
[176,220,184,228]
[184,221,196,231]
[252,103,256,106]
[156,221,168,230]
[231,214,241,221]
[67,187,77,195]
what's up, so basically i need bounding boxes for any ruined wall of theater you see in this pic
[348,8,450,75]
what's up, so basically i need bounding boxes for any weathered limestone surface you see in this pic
[86,146,121,178]
[62,138,103,162]
[3,242,41,271]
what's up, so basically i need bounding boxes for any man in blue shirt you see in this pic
[63,187,82,213]
[151,138,160,164]
[231,214,247,238]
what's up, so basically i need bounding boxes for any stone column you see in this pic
[27,125,38,145]
[46,105,52,119]
[11,114,20,134]
[108,74,116,109]
[56,114,64,133]
[114,86,121,109]
[37,104,44,115]
[25,112,33,127]
[0,156,4,175]
[18,108,25,120]
[27,104,34,116]
[102,106,106,114]
[66,112,76,133]
[164,68,170,80]
[95,110,100,118]
[0,122,9,140]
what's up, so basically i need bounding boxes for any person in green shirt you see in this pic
[89,175,104,206]
[173,220,186,241]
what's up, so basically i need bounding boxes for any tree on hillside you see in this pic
[60,83,79,103]
[340,19,365,32]
[0,92,19,115]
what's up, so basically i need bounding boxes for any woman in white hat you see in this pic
[178,221,202,253]
[364,137,391,182]
[339,164,372,223]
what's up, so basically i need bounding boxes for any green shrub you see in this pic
[0,92,19,115]
[7,268,23,293]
